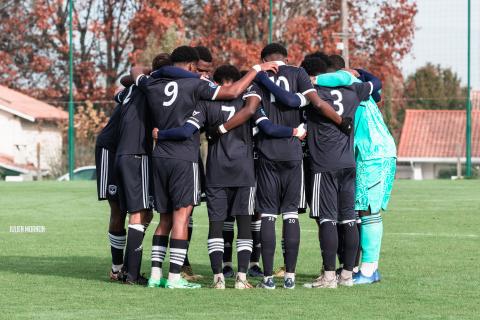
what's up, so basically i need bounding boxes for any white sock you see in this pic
[237,272,247,281]
[214,273,225,282]
[361,262,376,277]
[353,266,359,273]
[112,264,123,273]
[224,262,233,268]
[168,272,181,282]
[151,266,162,281]
[249,262,259,268]
[284,272,295,281]
[263,275,273,282]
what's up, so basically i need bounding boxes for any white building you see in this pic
[397,109,480,180]
[0,85,67,178]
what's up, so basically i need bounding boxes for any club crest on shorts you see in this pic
[108,185,117,195]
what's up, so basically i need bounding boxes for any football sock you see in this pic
[285,272,295,281]
[360,262,376,277]
[360,213,383,271]
[319,220,338,271]
[283,213,300,273]
[168,238,188,277]
[337,222,345,266]
[250,218,261,265]
[183,215,194,267]
[355,212,362,269]
[208,221,225,274]
[260,214,277,277]
[222,217,235,266]
[108,229,126,269]
[236,215,253,273]
[340,221,360,272]
[151,235,168,281]
[125,224,145,281]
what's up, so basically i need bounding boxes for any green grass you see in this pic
[1,180,479,319]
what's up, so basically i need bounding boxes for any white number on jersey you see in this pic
[269,76,290,102]
[221,105,236,120]
[330,90,344,115]
[163,82,178,107]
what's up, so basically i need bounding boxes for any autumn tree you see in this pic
[0,0,183,104]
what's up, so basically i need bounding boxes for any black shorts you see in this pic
[95,147,118,202]
[152,158,201,213]
[255,157,302,215]
[116,154,152,213]
[206,186,255,221]
[310,167,356,223]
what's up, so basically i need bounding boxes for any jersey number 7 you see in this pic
[221,105,236,120]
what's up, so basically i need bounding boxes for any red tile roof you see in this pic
[398,109,480,158]
[0,85,67,122]
[0,153,36,173]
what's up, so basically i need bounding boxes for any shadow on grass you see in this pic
[1,255,319,286]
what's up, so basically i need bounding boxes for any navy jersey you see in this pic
[188,98,255,187]
[307,82,373,172]
[137,75,219,162]
[248,63,315,161]
[116,85,152,155]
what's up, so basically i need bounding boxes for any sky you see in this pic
[401,0,480,89]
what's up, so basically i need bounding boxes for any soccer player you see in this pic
[179,45,213,281]
[301,57,381,288]
[114,58,161,284]
[313,55,396,284]
[95,90,127,281]
[131,45,278,289]
[194,46,214,78]
[209,43,350,289]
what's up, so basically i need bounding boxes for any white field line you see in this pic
[154,211,479,239]
[187,224,478,238]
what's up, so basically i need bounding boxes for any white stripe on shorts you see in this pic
[100,148,109,198]
[298,161,306,209]
[248,186,256,215]
[311,173,322,217]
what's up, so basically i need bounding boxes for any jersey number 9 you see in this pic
[163,82,178,107]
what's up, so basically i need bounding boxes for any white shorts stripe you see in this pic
[248,186,255,215]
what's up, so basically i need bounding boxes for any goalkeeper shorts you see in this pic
[355,157,396,213]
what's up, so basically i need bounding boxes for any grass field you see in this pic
[1,180,479,319]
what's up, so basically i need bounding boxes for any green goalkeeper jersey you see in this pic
[315,70,397,161]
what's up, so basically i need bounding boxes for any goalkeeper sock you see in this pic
[360,213,383,273]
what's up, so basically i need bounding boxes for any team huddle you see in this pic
[95,43,397,289]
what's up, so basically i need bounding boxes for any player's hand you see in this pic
[293,123,307,140]
[310,76,317,85]
[339,117,353,135]
[343,68,360,78]
[206,125,222,143]
[259,61,279,73]
[152,128,159,141]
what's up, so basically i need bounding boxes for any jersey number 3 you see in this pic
[330,90,344,115]
[163,82,178,107]
[221,106,235,120]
